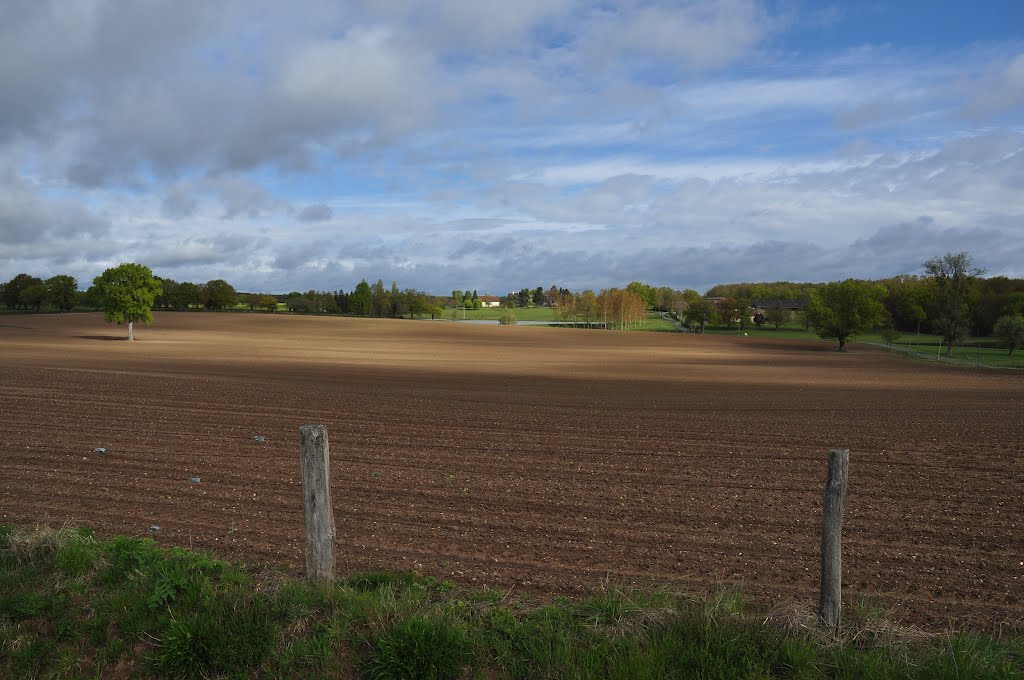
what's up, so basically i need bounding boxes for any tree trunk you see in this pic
[945,342,954,357]
[127,321,134,342]
[837,337,845,351]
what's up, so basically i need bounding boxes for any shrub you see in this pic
[498,310,517,325]
[880,326,901,347]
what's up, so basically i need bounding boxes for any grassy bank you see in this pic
[2,526,1021,678]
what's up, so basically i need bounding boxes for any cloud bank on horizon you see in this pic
[1,0,1022,295]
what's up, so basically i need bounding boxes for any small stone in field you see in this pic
[93,447,106,454]
[253,435,267,443]
[148,525,160,533]
[188,476,202,484]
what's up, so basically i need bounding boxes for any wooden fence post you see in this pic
[299,424,336,581]
[819,448,849,635]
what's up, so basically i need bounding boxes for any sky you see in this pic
[1,1,1023,295]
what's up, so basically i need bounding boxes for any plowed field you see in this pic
[1,313,1022,628]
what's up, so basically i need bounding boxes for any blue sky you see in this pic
[1,1,1022,295]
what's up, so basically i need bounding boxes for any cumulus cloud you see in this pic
[579,0,778,74]
[0,2,1022,294]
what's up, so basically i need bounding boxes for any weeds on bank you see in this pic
[2,525,1022,678]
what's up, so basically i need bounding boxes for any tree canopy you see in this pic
[804,279,886,351]
[93,263,163,340]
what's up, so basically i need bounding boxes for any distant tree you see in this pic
[881,275,932,334]
[554,290,577,324]
[804,279,886,351]
[202,279,238,310]
[924,251,984,356]
[78,285,101,311]
[173,282,199,310]
[93,263,163,341]
[765,303,789,330]
[157,278,178,309]
[577,290,598,326]
[3,273,43,309]
[258,294,278,312]
[684,298,716,333]
[45,275,79,312]
[333,290,350,313]
[596,289,646,330]
[1004,291,1024,316]
[544,285,559,307]
[993,314,1024,356]
[320,292,339,314]
[498,310,517,325]
[718,298,751,330]
[370,279,388,317]
[532,286,545,306]
[390,281,402,317]
[241,292,259,311]
[18,282,48,311]
[625,281,656,309]
[351,279,372,315]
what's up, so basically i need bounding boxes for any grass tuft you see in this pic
[366,615,474,680]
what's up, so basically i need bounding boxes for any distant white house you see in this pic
[480,295,501,307]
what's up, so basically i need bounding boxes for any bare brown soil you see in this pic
[1,312,1022,629]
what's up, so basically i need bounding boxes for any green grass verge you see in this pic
[698,326,1024,369]
[2,526,1022,679]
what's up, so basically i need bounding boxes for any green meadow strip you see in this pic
[2,526,1021,679]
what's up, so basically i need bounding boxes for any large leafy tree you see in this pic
[201,279,238,310]
[684,298,716,333]
[18,281,48,311]
[46,275,79,312]
[804,279,885,351]
[924,251,984,356]
[93,263,163,341]
[174,282,199,310]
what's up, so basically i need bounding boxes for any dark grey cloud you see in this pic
[161,185,199,220]
[66,162,111,188]
[0,169,109,247]
[297,203,333,222]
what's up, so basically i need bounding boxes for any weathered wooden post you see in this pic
[299,424,336,581]
[819,448,849,635]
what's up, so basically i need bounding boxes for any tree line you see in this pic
[3,253,1022,353]
[277,280,443,318]
[698,253,1023,355]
